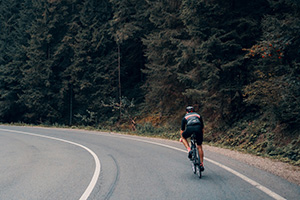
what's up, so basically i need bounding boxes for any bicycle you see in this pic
[190,132,202,178]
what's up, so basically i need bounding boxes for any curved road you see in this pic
[0,125,299,200]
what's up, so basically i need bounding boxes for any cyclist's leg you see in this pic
[197,145,204,164]
[181,129,192,151]
[196,128,204,167]
[197,145,204,171]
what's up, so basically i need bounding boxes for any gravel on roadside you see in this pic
[204,145,300,186]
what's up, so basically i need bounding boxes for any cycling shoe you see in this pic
[200,163,205,171]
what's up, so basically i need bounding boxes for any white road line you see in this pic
[106,134,286,200]
[0,128,101,200]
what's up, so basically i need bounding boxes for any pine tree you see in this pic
[0,0,32,122]
[177,0,269,125]
[142,0,186,117]
[243,0,300,128]
[59,0,116,125]
[108,0,149,120]
[19,0,70,123]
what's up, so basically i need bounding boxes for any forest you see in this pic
[0,0,299,164]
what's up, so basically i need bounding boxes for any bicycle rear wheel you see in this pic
[191,149,196,174]
[195,148,202,178]
[191,161,196,174]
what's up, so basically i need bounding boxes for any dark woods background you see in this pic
[1,0,299,163]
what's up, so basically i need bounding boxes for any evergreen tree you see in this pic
[59,0,115,125]
[0,0,32,122]
[108,0,149,120]
[243,0,300,129]
[142,0,186,117]
[19,0,70,123]
[51,0,81,125]
[178,0,268,125]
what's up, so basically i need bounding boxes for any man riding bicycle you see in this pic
[180,106,205,171]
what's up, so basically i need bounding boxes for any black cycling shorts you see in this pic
[182,125,203,145]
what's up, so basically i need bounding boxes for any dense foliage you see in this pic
[1,0,299,163]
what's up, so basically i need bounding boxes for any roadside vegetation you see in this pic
[1,0,299,166]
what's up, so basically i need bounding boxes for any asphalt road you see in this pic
[0,125,299,200]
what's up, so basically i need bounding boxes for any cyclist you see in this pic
[180,106,205,171]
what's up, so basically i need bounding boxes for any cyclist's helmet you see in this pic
[186,106,194,112]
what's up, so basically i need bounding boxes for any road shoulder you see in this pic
[204,145,300,186]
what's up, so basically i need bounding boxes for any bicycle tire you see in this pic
[192,149,196,174]
[190,132,202,179]
[195,148,202,178]
[191,161,196,174]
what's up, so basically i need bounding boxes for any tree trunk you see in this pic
[118,42,122,119]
